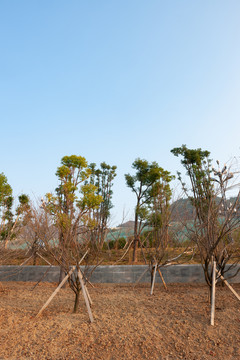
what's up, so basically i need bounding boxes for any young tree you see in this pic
[0,172,30,250]
[147,170,175,264]
[171,145,240,291]
[19,201,56,266]
[0,172,13,247]
[88,162,117,249]
[125,159,167,263]
[42,155,102,313]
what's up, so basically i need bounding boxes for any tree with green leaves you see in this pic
[0,173,30,250]
[171,145,240,292]
[42,155,102,313]
[0,173,13,245]
[147,169,175,263]
[125,159,169,263]
[171,145,213,223]
[88,162,117,249]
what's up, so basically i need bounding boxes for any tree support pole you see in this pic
[150,264,157,295]
[157,267,167,290]
[134,267,149,287]
[216,271,240,301]
[210,261,216,326]
[78,269,93,306]
[78,270,94,323]
[36,268,73,317]
[36,250,88,318]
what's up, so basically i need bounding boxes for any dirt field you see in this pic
[0,282,239,360]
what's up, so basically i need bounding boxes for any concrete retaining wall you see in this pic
[0,264,239,284]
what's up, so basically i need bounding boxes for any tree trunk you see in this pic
[73,290,80,313]
[33,252,37,266]
[132,209,139,263]
[150,266,154,286]
[59,264,67,287]
[58,232,67,287]
[132,237,139,263]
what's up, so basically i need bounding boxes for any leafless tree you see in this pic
[171,145,240,293]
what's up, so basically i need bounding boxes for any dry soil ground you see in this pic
[0,282,239,360]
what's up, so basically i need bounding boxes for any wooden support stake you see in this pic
[78,270,93,306]
[134,267,149,287]
[150,265,157,295]
[157,267,167,290]
[36,268,74,318]
[216,271,240,301]
[36,252,52,266]
[84,285,93,306]
[78,270,94,323]
[210,261,216,326]
[19,254,33,266]
[36,250,89,317]
[31,265,53,291]
[82,273,95,288]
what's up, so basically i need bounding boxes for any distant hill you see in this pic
[117,197,240,225]
[171,198,194,221]
[171,196,239,221]
[117,221,135,229]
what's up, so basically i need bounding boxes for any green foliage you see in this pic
[45,155,103,246]
[16,194,30,215]
[125,159,162,193]
[171,144,213,221]
[0,173,12,205]
[52,155,102,213]
[79,184,102,211]
[89,162,117,217]
[117,237,126,249]
[148,170,174,228]
[0,172,30,244]
[171,145,210,166]
[125,158,174,262]
[108,239,116,249]
[125,158,174,228]
[88,162,117,247]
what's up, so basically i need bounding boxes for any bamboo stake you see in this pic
[150,265,157,295]
[210,261,216,326]
[216,271,240,301]
[78,270,94,323]
[157,267,167,290]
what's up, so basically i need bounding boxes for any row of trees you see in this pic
[1,146,240,310]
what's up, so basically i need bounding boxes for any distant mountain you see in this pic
[116,220,135,229]
[171,196,239,221]
[116,197,239,227]
[171,198,194,221]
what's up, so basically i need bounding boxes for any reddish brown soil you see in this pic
[0,282,239,360]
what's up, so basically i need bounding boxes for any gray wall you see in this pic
[0,264,239,284]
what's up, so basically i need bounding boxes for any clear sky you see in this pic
[1,1,240,225]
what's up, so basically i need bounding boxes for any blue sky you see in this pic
[1,1,240,225]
